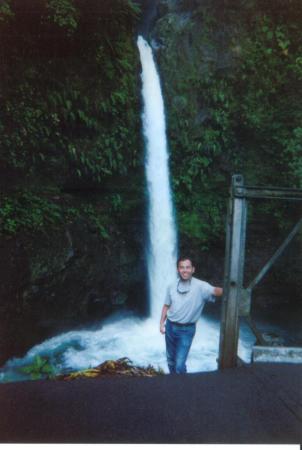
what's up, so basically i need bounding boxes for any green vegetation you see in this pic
[0,0,301,248]
[0,0,141,182]
[158,0,302,246]
[20,355,55,380]
[0,0,143,241]
[0,191,63,235]
[0,190,112,238]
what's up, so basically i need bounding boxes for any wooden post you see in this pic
[219,175,247,369]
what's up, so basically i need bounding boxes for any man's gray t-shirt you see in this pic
[165,276,215,324]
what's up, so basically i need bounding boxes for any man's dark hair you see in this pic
[177,256,195,267]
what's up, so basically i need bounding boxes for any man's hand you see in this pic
[160,323,166,334]
[160,304,169,334]
[214,287,223,297]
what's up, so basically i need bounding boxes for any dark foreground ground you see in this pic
[0,362,301,443]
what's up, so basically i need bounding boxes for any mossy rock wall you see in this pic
[150,0,302,306]
[0,0,149,365]
[0,206,147,365]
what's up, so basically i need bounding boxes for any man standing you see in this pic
[160,256,223,374]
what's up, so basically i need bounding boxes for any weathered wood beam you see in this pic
[233,186,302,201]
[238,288,252,317]
[219,175,247,369]
[248,217,302,290]
[244,317,267,346]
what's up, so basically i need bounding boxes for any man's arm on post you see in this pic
[213,287,223,297]
[160,304,169,334]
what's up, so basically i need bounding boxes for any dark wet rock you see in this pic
[0,211,147,366]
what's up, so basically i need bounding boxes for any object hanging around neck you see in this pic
[177,279,191,294]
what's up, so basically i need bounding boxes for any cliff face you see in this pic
[0,209,147,364]
[0,0,148,365]
[148,0,302,307]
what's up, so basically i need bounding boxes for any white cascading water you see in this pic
[137,35,177,319]
[0,36,256,383]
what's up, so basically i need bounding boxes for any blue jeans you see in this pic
[165,319,196,374]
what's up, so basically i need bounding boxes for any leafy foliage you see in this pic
[0,191,63,235]
[158,0,302,246]
[46,0,79,33]
[0,0,144,239]
[0,188,115,240]
[1,0,301,248]
[20,355,55,380]
[0,0,141,183]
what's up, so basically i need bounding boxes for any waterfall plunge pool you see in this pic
[0,311,256,383]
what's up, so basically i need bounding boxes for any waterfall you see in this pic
[137,35,178,320]
[0,36,257,383]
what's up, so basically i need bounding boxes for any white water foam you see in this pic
[0,313,255,382]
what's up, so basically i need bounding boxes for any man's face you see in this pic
[177,259,195,281]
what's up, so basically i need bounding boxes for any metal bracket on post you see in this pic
[219,174,247,369]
